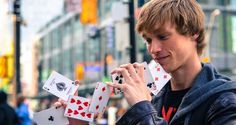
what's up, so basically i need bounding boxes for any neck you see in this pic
[170,57,202,91]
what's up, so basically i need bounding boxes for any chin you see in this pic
[162,65,171,73]
[157,62,169,73]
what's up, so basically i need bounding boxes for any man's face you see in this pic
[142,23,198,73]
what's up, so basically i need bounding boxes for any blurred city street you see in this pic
[0,0,236,124]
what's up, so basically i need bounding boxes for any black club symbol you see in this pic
[48,116,54,122]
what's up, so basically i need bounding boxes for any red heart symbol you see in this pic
[155,77,159,81]
[87,113,92,118]
[157,68,160,71]
[83,102,89,107]
[70,98,76,103]
[78,106,83,110]
[99,96,102,101]
[77,100,81,104]
[74,110,79,115]
[81,112,85,117]
[96,105,99,110]
[102,87,106,92]
[67,108,73,113]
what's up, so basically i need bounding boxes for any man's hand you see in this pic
[107,63,152,106]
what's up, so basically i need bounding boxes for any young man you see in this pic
[108,0,236,124]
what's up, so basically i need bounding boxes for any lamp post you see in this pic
[13,0,21,94]
[128,0,136,63]
[202,9,221,63]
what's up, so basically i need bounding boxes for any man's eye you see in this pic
[158,35,168,40]
[145,38,152,44]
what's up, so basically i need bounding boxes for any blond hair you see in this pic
[136,0,205,55]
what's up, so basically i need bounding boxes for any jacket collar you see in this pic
[170,63,235,123]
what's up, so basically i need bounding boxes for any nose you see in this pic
[148,39,162,54]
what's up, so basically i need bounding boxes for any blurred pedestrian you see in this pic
[16,94,31,125]
[0,90,19,125]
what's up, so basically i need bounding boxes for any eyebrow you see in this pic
[153,28,168,34]
[142,34,147,38]
[142,28,169,38]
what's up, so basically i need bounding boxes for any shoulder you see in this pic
[207,91,236,120]
[211,91,236,108]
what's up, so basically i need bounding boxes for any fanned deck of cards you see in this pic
[33,71,112,124]
[33,62,171,124]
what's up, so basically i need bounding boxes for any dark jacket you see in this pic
[0,103,19,125]
[117,63,236,125]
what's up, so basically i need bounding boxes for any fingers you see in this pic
[120,63,138,79]
[112,63,139,81]
[133,63,145,80]
[111,63,145,85]
[112,67,132,82]
[54,98,67,108]
[106,82,123,90]
[73,80,81,96]
[54,101,62,108]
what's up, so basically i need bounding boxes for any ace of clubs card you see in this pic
[141,62,158,95]
[89,82,111,113]
[64,95,94,122]
[43,71,79,101]
[33,107,69,125]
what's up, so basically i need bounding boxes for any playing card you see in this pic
[64,95,94,122]
[89,82,110,113]
[33,107,68,125]
[141,62,158,95]
[149,62,171,95]
[111,73,124,94]
[42,71,80,101]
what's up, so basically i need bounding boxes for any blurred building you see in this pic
[197,0,236,80]
[34,0,236,97]
[20,0,65,97]
[34,0,138,96]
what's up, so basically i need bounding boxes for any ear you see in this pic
[191,34,199,41]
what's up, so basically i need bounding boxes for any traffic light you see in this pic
[7,56,14,78]
[75,64,85,80]
[80,0,97,24]
[13,0,21,15]
[105,54,113,65]
[0,56,8,78]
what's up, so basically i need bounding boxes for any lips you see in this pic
[154,55,169,63]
